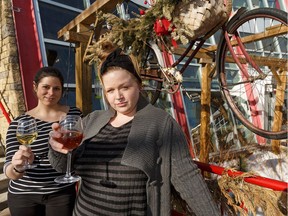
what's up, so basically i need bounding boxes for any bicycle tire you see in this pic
[217,8,287,140]
[140,41,164,104]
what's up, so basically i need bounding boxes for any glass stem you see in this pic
[65,151,72,178]
[26,144,31,165]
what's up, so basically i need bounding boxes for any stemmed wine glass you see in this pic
[16,118,38,169]
[54,115,83,184]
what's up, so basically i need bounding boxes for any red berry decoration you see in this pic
[140,9,145,15]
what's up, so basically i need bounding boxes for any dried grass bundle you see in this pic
[217,170,286,216]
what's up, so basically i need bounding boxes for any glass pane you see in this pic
[61,87,105,110]
[44,43,75,83]
[39,2,79,40]
[91,67,105,110]
[128,1,146,18]
[179,64,202,89]
[50,0,85,9]
[153,92,173,115]
[60,88,77,107]
[183,94,201,129]
[90,0,96,5]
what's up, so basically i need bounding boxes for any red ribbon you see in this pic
[153,18,177,47]
[154,17,171,36]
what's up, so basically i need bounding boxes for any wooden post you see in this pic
[199,63,213,163]
[271,69,287,154]
[75,42,92,115]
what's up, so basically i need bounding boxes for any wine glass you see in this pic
[16,118,38,169]
[54,115,83,184]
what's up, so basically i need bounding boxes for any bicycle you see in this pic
[140,5,287,140]
[86,1,287,140]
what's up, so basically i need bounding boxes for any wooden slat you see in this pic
[63,31,90,43]
[205,24,288,52]
[58,0,123,39]
[174,47,287,69]
[225,55,287,70]
[173,47,214,60]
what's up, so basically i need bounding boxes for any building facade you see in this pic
[0,0,286,145]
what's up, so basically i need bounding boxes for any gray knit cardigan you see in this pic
[48,95,220,216]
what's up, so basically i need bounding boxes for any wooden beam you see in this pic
[75,43,92,115]
[63,31,90,43]
[173,47,287,70]
[199,63,213,163]
[58,0,123,39]
[205,24,288,52]
[225,55,287,70]
[173,47,214,60]
[235,24,288,46]
[271,70,286,154]
[77,23,91,34]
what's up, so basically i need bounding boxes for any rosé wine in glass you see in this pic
[55,131,83,150]
[54,115,83,184]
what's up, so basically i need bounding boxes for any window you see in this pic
[39,2,80,40]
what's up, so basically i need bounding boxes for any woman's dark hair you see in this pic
[97,41,142,85]
[33,66,64,88]
[99,48,142,83]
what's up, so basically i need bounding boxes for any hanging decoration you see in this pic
[84,0,231,65]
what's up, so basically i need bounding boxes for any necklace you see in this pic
[100,162,117,188]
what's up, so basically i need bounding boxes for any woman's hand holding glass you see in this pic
[49,124,70,154]
[50,115,83,184]
[11,145,35,173]
[15,118,38,171]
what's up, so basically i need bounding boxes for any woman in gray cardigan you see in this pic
[48,47,220,216]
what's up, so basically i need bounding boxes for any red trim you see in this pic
[12,0,43,110]
[161,47,195,158]
[234,46,265,144]
[0,100,11,124]
[276,0,287,10]
[194,161,288,192]
[171,90,194,156]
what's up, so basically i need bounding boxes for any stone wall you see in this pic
[0,1,25,214]
[0,0,25,144]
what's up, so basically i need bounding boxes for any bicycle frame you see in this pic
[159,8,248,78]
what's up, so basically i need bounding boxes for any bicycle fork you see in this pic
[224,30,267,82]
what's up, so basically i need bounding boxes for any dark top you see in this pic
[74,121,147,215]
[49,95,220,216]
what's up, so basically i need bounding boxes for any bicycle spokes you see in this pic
[217,8,287,140]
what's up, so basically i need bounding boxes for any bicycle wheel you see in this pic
[140,41,164,104]
[217,8,287,139]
